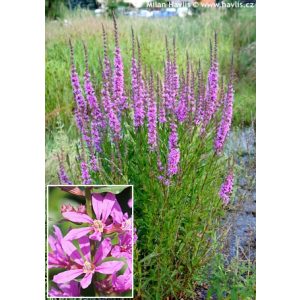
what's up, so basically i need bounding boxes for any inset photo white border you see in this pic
[46,185,134,299]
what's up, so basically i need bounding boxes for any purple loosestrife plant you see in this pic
[54,20,238,299]
[48,187,133,297]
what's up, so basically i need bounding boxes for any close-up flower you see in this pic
[48,186,133,297]
[62,192,123,241]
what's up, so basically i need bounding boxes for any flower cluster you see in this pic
[219,171,234,205]
[48,190,134,297]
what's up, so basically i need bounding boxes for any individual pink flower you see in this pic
[49,281,80,297]
[62,192,123,241]
[53,237,124,289]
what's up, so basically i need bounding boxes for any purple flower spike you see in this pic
[58,163,72,185]
[83,44,105,152]
[157,75,166,123]
[112,15,127,111]
[80,161,92,185]
[167,148,180,176]
[147,70,157,151]
[167,122,180,176]
[214,59,234,154]
[132,32,145,128]
[219,170,234,205]
[101,26,121,140]
[69,41,89,143]
[202,36,219,130]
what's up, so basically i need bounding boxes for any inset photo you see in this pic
[47,185,134,298]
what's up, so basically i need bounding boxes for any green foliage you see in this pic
[203,252,256,299]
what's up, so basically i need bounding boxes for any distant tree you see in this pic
[45,0,67,19]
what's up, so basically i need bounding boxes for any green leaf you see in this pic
[92,186,129,194]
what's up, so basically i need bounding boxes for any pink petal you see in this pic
[94,238,111,265]
[62,212,93,224]
[53,269,83,284]
[89,231,102,241]
[96,261,124,274]
[61,239,84,266]
[127,198,133,208]
[92,193,103,220]
[53,225,63,241]
[101,192,116,223]
[80,272,93,289]
[64,227,92,241]
[78,236,91,262]
[48,235,56,252]
[111,200,124,224]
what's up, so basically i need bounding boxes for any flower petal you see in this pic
[111,200,123,224]
[53,269,83,284]
[92,193,104,220]
[96,260,124,275]
[64,227,92,241]
[61,239,84,266]
[53,225,63,241]
[94,238,112,265]
[101,192,116,223]
[80,272,93,289]
[78,236,91,262]
[62,212,93,224]
[89,231,102,241]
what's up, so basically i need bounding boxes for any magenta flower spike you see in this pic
[53,237,124,289]
[219,170,234,205]
[112,14,127,111]
[58,161,72,185]
[69,40,90,146]
[202,36,219,130]
[147,69,157,151]
[49,281,81,297]
[80,160,92,185]
[195,63,205,126]
[167,122,180,177]
[63,192,123,241]
[214,57,234,153]
[83,44,105,153]
[101,26,121,140]
[132,31,145,128]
